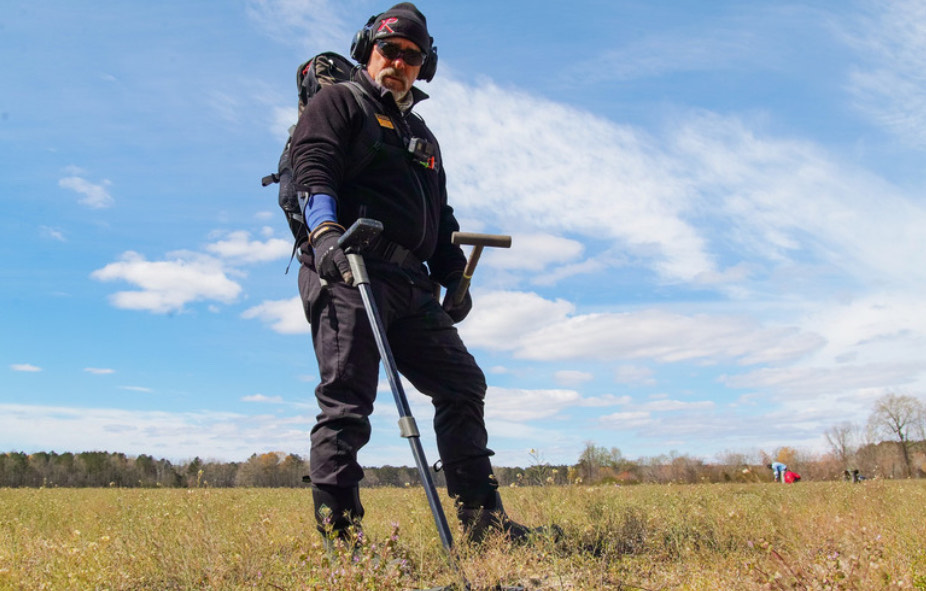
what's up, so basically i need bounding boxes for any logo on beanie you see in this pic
[377,17,398,34]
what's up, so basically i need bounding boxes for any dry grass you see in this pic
[1,481,924,590]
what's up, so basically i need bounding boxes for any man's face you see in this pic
[366,37,422,100]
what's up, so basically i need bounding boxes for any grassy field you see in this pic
[1,480,924,590]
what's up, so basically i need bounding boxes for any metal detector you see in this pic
[336,218,455,552]
[336,219,524,591]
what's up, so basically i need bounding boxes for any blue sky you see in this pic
[3,0,925,469]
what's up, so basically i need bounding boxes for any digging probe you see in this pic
[450,232,512,305]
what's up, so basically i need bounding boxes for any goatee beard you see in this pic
[375,68,410,102]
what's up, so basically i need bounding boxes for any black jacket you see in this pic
[290,69,466,285]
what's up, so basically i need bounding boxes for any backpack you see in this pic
[261,52,379,253]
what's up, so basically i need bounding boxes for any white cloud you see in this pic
[489,233,584,272]
[463,290,825,365]
[245,0,349,52]
[11,364,42,372]
[597,396,715,432]
[91,251,241,314]
[669,113,926,287]
[205,230,292,264]
[422,79,714,284]
[483,387,582,421]
[791,292,926,382]
[520,310,822,364]
[419,68,926,411]
[553,370,593,387]
[242,394,284,403]
[271,105,297,141]
[241,297,308,335]
[58,175,114,209]
[412,386,621,427]
[721,363,920,399]
[844,0,926,149]
[578,394,632,408]
[593,26,765,82]
[421,71,926,298]
[599,411,654,429]
[120,386,153,393]
[615,365,656,386]
[529,257,609,287]
[461,290,575,350]
[40,226,66,242]
[84,368,115,375]
[0,403,311,462]
[639,399,715,412]
[92,227,290,316]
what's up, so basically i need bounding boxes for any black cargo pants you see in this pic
[297,252,496,503]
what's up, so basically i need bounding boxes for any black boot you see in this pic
[456,490,538,544]
[444,457,557,544]
[312,484,364,550]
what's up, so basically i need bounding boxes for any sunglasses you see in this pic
[375,40,426,67]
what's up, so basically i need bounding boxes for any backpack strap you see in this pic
[343,81,384,175]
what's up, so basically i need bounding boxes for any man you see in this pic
[290,3,538,545]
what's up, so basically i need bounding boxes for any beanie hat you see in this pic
[371,3,432,55]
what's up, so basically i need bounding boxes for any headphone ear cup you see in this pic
[350,15,378,64]
[417,43,437,82]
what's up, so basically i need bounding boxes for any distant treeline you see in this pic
[0,450,572,489]
[3,439,925,488]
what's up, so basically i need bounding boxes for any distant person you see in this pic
[844,468,863,483]
[783,469,801,483]
[768,461,787,483]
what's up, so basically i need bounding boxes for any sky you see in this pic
[3,0,926,470]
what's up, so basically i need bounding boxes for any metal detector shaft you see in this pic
[345,251,455,553]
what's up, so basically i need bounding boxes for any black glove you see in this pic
[311,224,353,285]
[441,275,472,323]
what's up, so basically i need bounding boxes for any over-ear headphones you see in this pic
[417,42,438,82]
[349,14,438,82]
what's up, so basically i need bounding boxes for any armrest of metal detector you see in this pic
[317,218,383,289]
[339,218,383,287]
[338,218,383,254]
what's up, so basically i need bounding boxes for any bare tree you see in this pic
[867,393,925,478]
[824,421,860,469]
